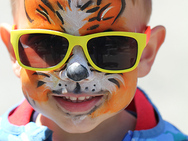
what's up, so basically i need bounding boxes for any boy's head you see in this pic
[0,0,165,133]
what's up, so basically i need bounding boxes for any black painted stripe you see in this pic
[32,100,36,105]
[65,54,74,64]
[60,26,66,32]
[57,1,64,10]
[56,11,64,24]
[33,72,50,78]
[41,0,55,12]
[105,73,113,75]
[87,24,99,30]
[74,83,81,94]
[52,88,63,94]
[24,0,34,23]
[68,0,71,8]
[88,17,97,22]
[39,4,49,14]
[36,8,51,24]
[54,64,67,72]
[86,6,100,13]
[103,16,114,21]
[25,95,36,106]
[61,64,67,71]
[105,73,123,76]
[76,3,81,8]
[25,11,34,23]
[97,0,102,5]
[80,0,93,11]
[97,3,111,21]
[37,81,46,88]
[112,0,126,25]
[108,78,120,88]
[25,95,32,106]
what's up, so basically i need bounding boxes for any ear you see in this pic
[0,23,21,78]
[138,25,166,77]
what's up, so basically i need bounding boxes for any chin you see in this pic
[32,98,117,134]
[54,112,116,134]
[55,117,100,133]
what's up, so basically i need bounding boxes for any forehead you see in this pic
[21,0,145,35]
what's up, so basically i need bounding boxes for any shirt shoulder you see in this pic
[0,106,52,141]
[130,88,188,141]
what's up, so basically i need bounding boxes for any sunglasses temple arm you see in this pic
[145,26,151,45]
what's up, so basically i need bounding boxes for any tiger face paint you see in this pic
[17,0,146,133]
[24,0,127,35]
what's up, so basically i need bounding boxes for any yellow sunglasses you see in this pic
[11,26,151,73]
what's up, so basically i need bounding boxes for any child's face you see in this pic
[14,0,148,133]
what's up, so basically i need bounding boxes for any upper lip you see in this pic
[52,92,107,98]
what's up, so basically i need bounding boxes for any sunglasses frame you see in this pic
[11,26,151,73]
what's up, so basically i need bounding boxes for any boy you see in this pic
[0,0,187,140]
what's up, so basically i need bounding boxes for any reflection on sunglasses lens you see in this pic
[18,33,69,68]
[87,36,138,70]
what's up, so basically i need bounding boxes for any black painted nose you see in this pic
[66,63,89,81]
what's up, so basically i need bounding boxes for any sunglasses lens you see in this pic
[18,33,69,68]
[87,36,138,70]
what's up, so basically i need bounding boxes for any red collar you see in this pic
[8,88,157,130]
[126,88,157,130]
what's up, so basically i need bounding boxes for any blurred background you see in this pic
[0,0,188,134]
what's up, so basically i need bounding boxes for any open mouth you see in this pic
[59,95,98,103]
[53,94,105,114]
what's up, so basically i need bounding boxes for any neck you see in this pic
[36,110,136,141]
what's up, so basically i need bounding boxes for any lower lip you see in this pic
[54,96,103,113]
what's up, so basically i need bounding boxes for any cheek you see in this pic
[20,69,50,102]
[91,69,137,117]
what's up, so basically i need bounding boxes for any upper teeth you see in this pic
[63,96,93,102]
[78,96,85,101]
[70,97,77,101]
